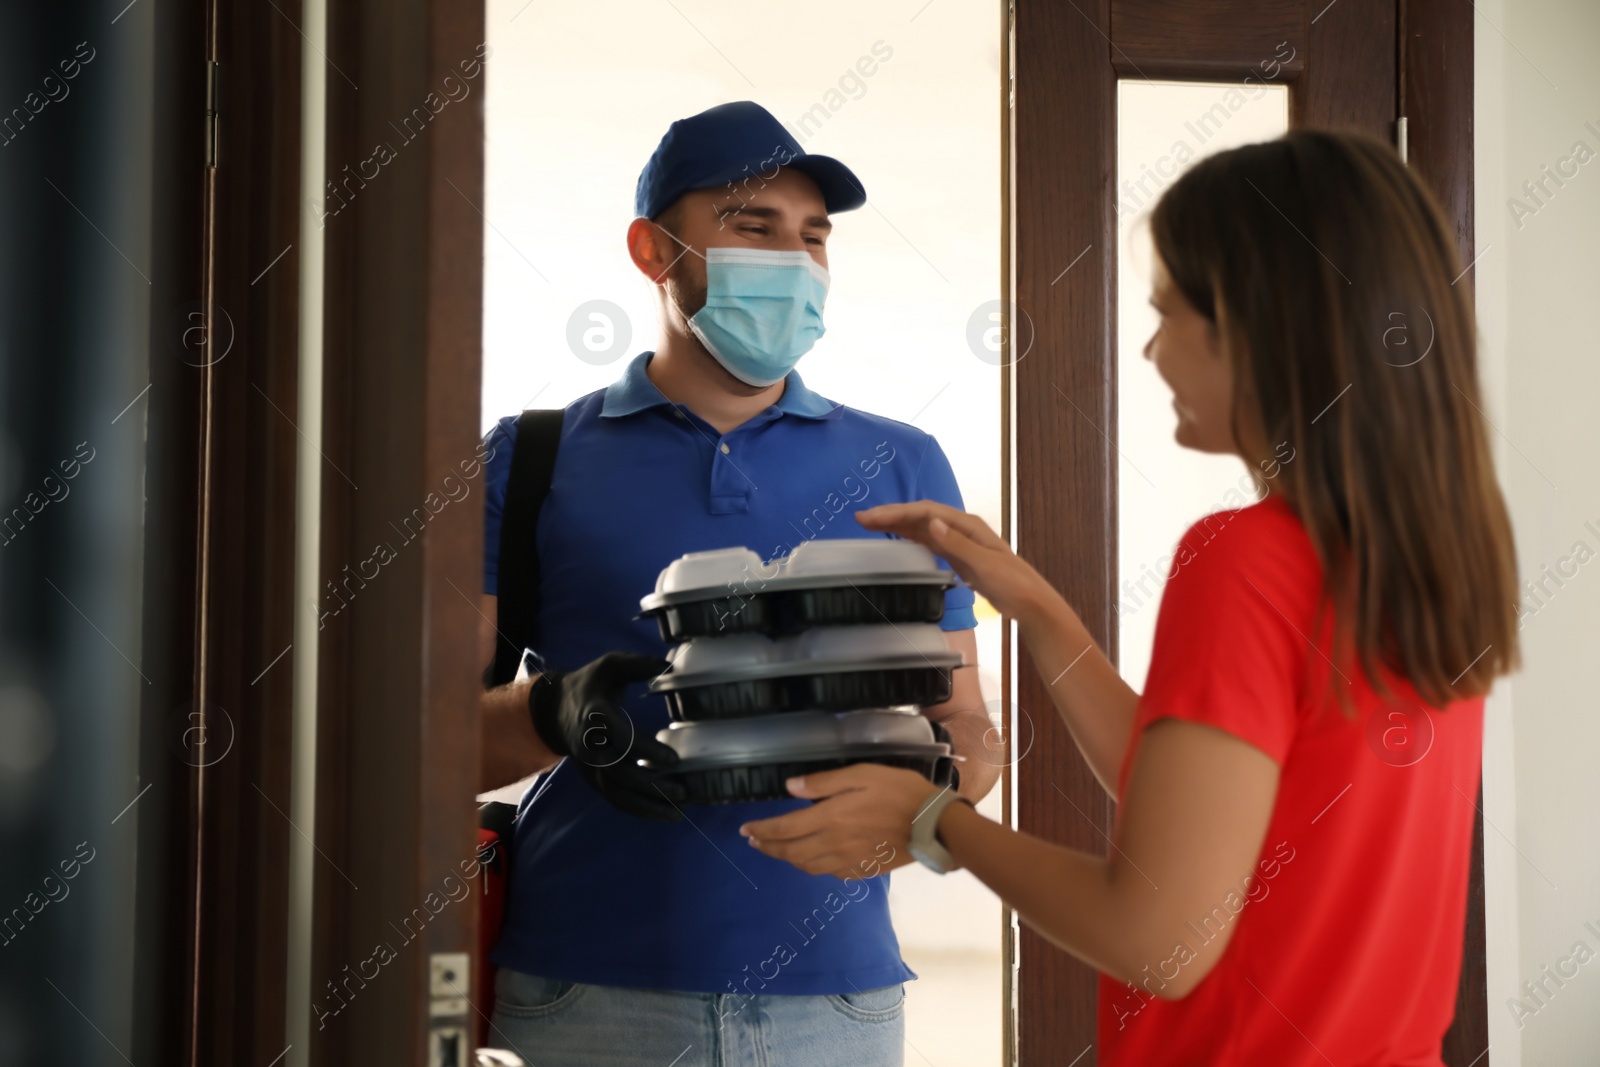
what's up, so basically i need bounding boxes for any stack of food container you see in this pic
[636,539,964,804]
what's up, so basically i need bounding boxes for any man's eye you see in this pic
[739,225,766,235]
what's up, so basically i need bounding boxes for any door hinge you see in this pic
[205,60,221,168]
[1007,1,1016,111]
[1396,115,1408,165]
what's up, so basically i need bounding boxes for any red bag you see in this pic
[475,802,518,1050]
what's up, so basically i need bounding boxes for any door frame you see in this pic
[169,0,493,1060]
[310,0,487,1063]
[133,0,305,1062]
[1007,0,1481,1062]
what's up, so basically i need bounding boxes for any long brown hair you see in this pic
[1149,129,1519,707]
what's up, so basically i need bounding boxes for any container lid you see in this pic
[655,708,948,767]
[648,623,963,692]
[789,620,954,662]
[640,538,954,613]
[777,538,952,588]
[658,633,783,675]
[647,546,778,599]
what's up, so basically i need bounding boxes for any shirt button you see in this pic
[719,442,730,454]
[675,409,686,419]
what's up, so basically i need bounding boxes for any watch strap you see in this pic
[910,788,972,874]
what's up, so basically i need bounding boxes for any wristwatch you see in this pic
[909,788,973,874]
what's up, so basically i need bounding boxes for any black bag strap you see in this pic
[488,407,566,688]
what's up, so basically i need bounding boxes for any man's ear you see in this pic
[627,217,686,286]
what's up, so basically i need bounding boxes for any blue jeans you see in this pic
[487,967,906,1067]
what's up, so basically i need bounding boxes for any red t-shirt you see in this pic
[1097,495,1484,1066]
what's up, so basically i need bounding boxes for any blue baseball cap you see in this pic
[634,101,867,222]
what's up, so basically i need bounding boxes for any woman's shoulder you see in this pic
[1167,493,1322,597]
[1176,492,1309,555]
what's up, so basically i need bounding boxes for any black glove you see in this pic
[527,652,686,821]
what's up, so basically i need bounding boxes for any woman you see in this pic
[740,129,1519,1066]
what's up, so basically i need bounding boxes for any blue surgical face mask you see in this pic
[686,247,830,387]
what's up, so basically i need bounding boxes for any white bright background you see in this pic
[481,2,1005,1063]
[1116,81,1288,690]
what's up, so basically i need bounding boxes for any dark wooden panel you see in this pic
[1295,0,1395,133]
[1403,4,1484,1060]
[130,0,303,1063]
[314,0,485,1061]
[1111,0,1306,79]
[1445,788,1489,1065]
[130,0,208,1059]
[1013,0,1120,1061]
[190,0,305,1062]
[1406,0,1475,274]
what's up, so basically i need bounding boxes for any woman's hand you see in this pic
[739,765,943,879]
[856,501,1057,623]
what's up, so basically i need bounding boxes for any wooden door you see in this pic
[1006,0,1480,1062]
[311,0,487,1064]
[132,0,305,1062]
[134,0,489,1060]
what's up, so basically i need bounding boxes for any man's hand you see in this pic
[527,652,687,821]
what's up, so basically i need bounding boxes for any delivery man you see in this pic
[476,100,997,1067]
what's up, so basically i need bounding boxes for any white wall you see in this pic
[1476,1,1600,1063]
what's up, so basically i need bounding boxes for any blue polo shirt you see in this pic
[483,350,976,996]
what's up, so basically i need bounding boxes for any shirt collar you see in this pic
[600,351,840,421]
